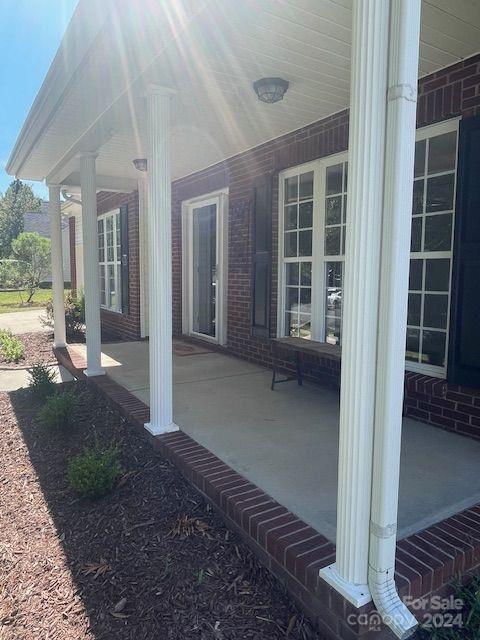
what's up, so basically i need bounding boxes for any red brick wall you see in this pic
[68,216,77,294]
[97,190,142,342]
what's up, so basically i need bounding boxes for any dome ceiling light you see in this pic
[253,77,289,104]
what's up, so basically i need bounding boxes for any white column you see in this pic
[80,152,104,377]
[144,86,178,435]
[368,1,421,636]
[48,184,66,348]
[320,0,390,606]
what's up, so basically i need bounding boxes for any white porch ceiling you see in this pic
[7,0,480,188]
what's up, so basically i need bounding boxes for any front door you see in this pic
[183,192,228,344]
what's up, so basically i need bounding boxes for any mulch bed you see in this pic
[0,331,55,369]
[0,382,323,640]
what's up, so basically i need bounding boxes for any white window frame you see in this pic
[406,117,459,378]
[276,119,459,378]
[277,152,348,343]
[181,188,229,346]
[98,208,122,314]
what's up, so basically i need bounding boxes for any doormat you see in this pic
[172,340,211,356]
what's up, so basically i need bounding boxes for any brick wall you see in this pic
[97,190,142,342]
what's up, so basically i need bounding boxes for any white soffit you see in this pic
[8,0,480,186]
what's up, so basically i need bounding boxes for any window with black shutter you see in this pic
[448,115,480,387]
[251,176,272,337]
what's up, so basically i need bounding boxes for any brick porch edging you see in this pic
[55,345,480,639]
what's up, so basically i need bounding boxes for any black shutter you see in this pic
[251,175,273,337]
[120,204,129,315]
[448,116,480,387]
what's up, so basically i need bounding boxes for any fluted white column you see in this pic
[48,184,66,348]
[368,2,421,636]
[80,152,104,377]
[144,86,178,435]
[320,0,390,606]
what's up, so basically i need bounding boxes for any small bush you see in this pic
[27,362,57,400]
[0,330,24,363]
[42,291,85,338]
[38,391,77,432]
[67,444,121,499]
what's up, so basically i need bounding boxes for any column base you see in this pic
[84,369,106,377]
[319,563,372,607]
[53,341,67,349]
[144,421,180,436]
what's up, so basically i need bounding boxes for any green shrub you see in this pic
[67,444,121,499]
[42,291,85,338]
[27,362,57,400]
[0,330,24,363]
[38,391,77,432]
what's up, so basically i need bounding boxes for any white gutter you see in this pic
[368,1,422,638]
[61,189,82,206]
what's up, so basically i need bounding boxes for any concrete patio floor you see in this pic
[71,340,480,543]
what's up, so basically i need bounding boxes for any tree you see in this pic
[0,180,42,258]
[2,232,52,304]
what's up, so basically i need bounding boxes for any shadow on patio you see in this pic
[68,340,480,544]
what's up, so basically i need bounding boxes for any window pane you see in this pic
[325,317,341,345]
[299,202,313,228]
[325,227,341,256]
[342,194,347,223]
[106,217,114,261]
[412,180,424,215]
[422,330,446,367]
[300,287,311,314]
[410,217,422,252]
[426,174,454,212]
[326,164,343,195]
[285,176,298,203]
[298,230,312,256]
[425,259,450,292]
[299,171,313,200]
[285,205,297,230]
[107,264,116,309]
[326,262,343,318]
[409,259,423,291]
[286,287,299,313]
[326,196,342,225]
[298,315,311,339]
[285,312,298,338]
[286,262,299,286]
[116,214,121,254]
[406,328,420,362]
[424,213,452,251]
[428,132,456,174]
[424,294,448,329]
[300,262,311,286]
[414,139,426,177]
[407,293,421,326]
[284,232,297,257]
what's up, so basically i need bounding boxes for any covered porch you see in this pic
[66,339,480,545]
[8,0,480,636]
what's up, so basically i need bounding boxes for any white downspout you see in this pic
[368,1,422,638]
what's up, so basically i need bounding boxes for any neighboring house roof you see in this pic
[24,204,69,238]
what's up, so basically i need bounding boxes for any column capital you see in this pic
[145,84,176,99]
[78,150,98,160]
[46,182,61,189]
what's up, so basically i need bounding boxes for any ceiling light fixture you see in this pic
[132,158,147,172]
[253,77,289,104]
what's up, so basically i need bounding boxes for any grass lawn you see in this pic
[0,289,69,314]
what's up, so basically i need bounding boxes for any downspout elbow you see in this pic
[368,531,418,639]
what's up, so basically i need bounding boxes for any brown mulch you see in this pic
[0,331,55,369]
[0,383,323,640]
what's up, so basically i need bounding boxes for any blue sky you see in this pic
[0,0,78,200]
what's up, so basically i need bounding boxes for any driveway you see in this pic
[0,309,47,334]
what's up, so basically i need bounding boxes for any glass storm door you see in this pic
[191,202,218,339]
